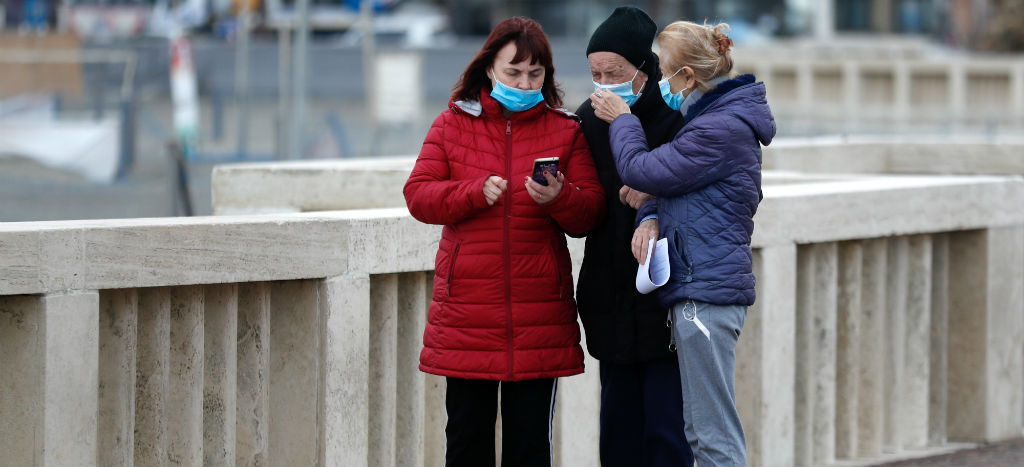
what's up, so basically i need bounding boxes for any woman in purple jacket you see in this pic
[590,20,775,467]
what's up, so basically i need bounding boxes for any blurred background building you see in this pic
[1,0,1023,221]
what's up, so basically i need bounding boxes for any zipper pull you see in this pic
[506,120,511,135]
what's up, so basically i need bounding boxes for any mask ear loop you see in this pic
[664,67,690,98]
[633,61,646,94]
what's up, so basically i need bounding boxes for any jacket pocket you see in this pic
[671,228,694,283]
[446,242,462,297]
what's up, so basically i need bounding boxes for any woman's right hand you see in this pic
[484,175,508,206]
[619,185,654,210]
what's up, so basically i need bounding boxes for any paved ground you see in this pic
[870,438,1024,467]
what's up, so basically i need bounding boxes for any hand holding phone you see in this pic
[531,157,560,186]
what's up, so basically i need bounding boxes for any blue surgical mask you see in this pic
[593,68,643,106]
[659,68,688,110]
[489,71,544,112]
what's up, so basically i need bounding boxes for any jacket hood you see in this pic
[452,99,483,116]
[453,88,579,122]
[685,74,775,146]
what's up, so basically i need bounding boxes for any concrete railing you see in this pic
[213,155,1024,467]
[0,211,451,466]
[3,151,1024,466]
[762,136,1024,176]
[727,53,1024,132]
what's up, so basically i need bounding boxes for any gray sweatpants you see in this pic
[670,299,747,467]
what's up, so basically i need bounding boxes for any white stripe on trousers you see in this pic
[548,378,559,465]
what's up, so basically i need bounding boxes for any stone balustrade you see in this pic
[762,136,1024,175]
[2,151,1024,466]
[726,52,1024,133]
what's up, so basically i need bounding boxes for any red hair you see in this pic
[451,17,564,108]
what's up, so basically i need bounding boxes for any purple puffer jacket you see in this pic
[609,74,775,307]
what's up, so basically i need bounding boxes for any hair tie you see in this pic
[715,34,733,56]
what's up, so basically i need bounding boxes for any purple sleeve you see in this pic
[635,198,658,227]
[608,113,734,198]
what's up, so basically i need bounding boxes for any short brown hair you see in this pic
[451,17,564,108]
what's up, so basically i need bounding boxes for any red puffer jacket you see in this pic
[404,89,606,381]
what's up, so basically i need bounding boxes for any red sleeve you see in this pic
[542,125,606,234]
[403,112,490,225]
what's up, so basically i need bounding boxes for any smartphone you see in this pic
[531,157,560,186]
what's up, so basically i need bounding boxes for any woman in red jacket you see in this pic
[404,17,605,467]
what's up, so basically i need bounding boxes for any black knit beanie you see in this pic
[586,6,659,76]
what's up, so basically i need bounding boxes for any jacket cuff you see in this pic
[634,199,658,227]
[542,179,575,213]
[471,176,492,210]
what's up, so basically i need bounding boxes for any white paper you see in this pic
[636,238,670,294]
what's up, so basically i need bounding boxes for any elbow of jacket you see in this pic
[617,170,647,193]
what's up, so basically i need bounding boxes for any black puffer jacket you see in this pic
[574,68,686,364]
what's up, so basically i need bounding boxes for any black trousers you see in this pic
[599,356,694,467]
[445,377,557,467]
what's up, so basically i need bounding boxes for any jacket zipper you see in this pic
[504,119,514,379]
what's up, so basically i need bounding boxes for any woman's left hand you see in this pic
[590,90,631,123]
[525,171,564,205]
[632,218,660,264]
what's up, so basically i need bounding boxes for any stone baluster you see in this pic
[883,237,909,453]
[797,62,815,115]
[842,61,862,128]
[755,62,772,100]
[949,62,967,125]
[0,292,99,467]
[929,234,950,446]
[1012,62,1024,123]
[948,228,1024,442]
[98,289,138,466]
[369,274,400,466]
[858,238,887,457]
[836,241,863,459]
[396,272,431,465]
[795,242,838,466]
[738,244,797,467]
[135,288,171,466]
[169,286,205,466]
[319,275,371,465]
[203,284,238,466]
[903,235,933,449]
[236,282,271,465]
[268,281,321,465]
[421,273,447,467]
[893,63,911,129]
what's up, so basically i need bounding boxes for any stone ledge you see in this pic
[212,157,417,214]
[3,174,1023,295]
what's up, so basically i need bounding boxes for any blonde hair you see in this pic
[658,21,735,93]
